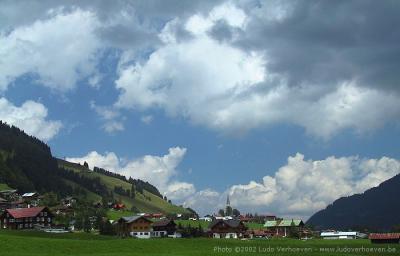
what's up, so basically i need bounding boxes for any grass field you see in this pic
[0,230,398,256]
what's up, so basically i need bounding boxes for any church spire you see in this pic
[226,194,230,207]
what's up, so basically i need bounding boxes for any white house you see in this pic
[199,217,212,222]
[320,231,366,239]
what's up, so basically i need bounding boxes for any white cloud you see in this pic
[141,115,153,125]
[0,97,62,141]
[185,2,247,35]
[66,148,400,218]
[0,8,102,91]
[227,153,400,219]
[90,101,125,133]
[113,3,400,139]
[66,147,194,202]
[66,151,120,172]
[166,182,196,201]
[183,189,222,215]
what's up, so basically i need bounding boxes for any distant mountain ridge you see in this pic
[307,173,400,231]
[0,121,189,215]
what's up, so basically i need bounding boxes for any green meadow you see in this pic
[0,230,399,256]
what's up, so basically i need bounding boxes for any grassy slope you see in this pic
[62,179,102,202]
[57,159,189,216]
[0,230,398,256]
[0,183,11,190]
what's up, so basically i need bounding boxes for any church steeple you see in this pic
[226,194,230,207]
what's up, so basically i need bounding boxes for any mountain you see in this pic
[307,174,400,231]
[0,121,189,215]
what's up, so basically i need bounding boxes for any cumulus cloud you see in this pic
[183,189,222,215]
[2,1,400,139]
[0,8,102,91]
[113,2,400,139]
[227,154,400,219]
[66,147,194,201]
[66,151,120,172]
[0,97,62,141]
[67,148,400,218]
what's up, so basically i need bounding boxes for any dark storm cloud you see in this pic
[208,20,236,43]
[3,0,399,93]
[231,0,400,92]
[0,0,221,47]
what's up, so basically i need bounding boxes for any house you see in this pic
[209,219,247,239]
[0,190,20,202]
[22,192,40,207]
[113,203,125,210]
[152,219,178,237]
[246,229,273,239]
[116,216,153,238]
[0,207,53,229]
[61,196,77,207]
[321,231,366,240]
[143,213,164,219]
[369,233,400,244]
[0,199,27,211]
[264,219,304,237]
[199,217,212,222]
[0,197,10,211]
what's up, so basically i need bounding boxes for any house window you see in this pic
[36,217,40,222]
[144,232,148,235]
[48,218,51,222]
[44,212,47,217]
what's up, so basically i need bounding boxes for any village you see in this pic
[0,189,399,244]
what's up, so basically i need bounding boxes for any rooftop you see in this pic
[5,207,46,218]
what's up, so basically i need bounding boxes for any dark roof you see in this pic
[152,219,175,227]
[369,233,400,240]
[5,207,47,218]
[209,219,243,229]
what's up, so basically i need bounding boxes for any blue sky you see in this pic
[1,0,400,218]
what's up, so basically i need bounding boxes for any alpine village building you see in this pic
[264,219,304,237]
[152,219,178,237]
[0,207,53,229]
[116,216,153,238]
[209,219,247,239]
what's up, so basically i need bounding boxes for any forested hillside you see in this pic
[307,173,400,231]
[0,121,189,215]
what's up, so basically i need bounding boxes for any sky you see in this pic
[1,0,400,219]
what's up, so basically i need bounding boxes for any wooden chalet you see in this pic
[369,233,400,244]
[152,219,177,237]
[116,216,153,238]
[209,219,247,239]
[264,219,304,237]
[0,207,53,229]
[246,229,274,238]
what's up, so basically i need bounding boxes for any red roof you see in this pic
[369,233,400,240]
[6,207,46,219]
